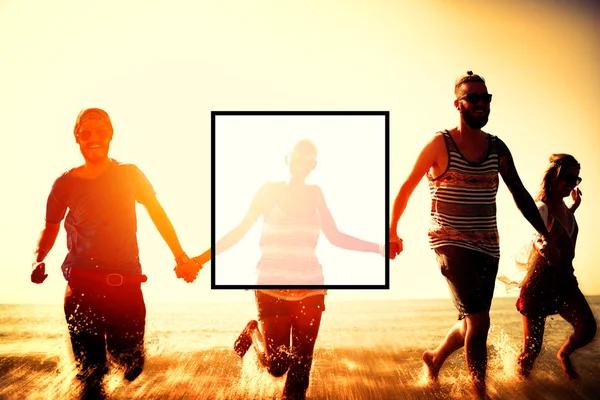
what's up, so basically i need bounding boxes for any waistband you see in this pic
[68,266,148,288]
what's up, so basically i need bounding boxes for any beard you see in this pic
[460,104,489,129]
[81,146,110,165]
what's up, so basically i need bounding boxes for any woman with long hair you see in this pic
[516,154,596,379]
[214,139,389,399]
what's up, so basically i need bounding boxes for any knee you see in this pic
[576,318,597,345]
[467,313,491,336]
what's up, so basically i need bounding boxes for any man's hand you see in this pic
[389,229,404,260]
[174,258,202,283]
[379,242,401,259]
[31,262,48,284]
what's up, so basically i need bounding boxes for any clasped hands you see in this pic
[535,236,559,266]
[174,255,203,283]
[388,231,404,260]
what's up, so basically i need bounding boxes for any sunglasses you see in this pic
[563,173,582,186]
[77,129,112,141]
[458,93,493,104]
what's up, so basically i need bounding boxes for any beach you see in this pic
[1,296,599,399]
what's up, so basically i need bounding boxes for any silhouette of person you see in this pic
[214,138,387,400]
[389,72,554,399]
[515,154,596,379]
[30,108,200,398]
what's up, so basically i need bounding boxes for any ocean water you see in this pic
[1,296,599,399]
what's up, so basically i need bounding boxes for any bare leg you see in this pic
[255,317,293,377]
[557,291,597,379]
[422,319,467,381]
[516,315,545,379]
[282,308,322,400]
[464,311,491,400]
[234,316,293,378]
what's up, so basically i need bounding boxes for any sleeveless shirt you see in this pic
[427,130,501,258]
[256,204,326,301]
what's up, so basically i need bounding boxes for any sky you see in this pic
[1,0,599,304]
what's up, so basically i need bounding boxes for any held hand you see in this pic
[174,259,202,283]
[570,188,582,211]
[31,262,48,284]
[390,238,403,259]
[537,238,559,265]
[379,238,403,260]
[388,229,404,260]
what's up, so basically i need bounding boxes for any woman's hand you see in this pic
[570,188,582,213]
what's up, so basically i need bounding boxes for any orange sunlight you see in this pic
[0,0,598,305]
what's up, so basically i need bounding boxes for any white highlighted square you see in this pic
[212,112,388,288]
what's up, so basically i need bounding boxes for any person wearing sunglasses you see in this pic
[389,71,553,399]
[30,108,200,397]
[210,139,387,400]
[515,154,596,380]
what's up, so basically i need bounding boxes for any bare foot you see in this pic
[516,356,532,380]
[557,352,579,379]
[516,366,531,381]
[422,350,440,381]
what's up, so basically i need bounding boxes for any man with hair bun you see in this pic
[389,72,554,399]
[30,108,200,397]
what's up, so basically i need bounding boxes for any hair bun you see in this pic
[466,71,473,76]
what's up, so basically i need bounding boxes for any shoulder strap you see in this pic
[440,130,456,152]
[536,201,554,231]
[488,134,499,155]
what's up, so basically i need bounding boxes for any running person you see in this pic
[30,108,199,397]
[215,139,386,400]
[516,154,596,379]
[389,72,554,399]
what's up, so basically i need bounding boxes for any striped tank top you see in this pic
[256,204,327,301]
[427,130,500,258]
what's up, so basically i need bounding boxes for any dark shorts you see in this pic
[255,291,326,320]
[64,282,146,379]
[434,245,499,320]
[516,265,581,319]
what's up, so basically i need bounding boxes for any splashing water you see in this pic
[238,350,285,399]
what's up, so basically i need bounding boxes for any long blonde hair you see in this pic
[537,154,580,202]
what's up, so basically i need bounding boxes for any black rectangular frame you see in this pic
[211,110,390,290]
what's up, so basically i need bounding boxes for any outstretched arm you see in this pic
[143,196,188,259]
[144,196,202,282]
[314,186,379,253]
[176,184,273,281]
[215,183,271,255]
[31,222,61,283]
[497,139,550,239]
[390,134,442,239]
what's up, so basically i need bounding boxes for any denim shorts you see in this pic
[434,245,499,320]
